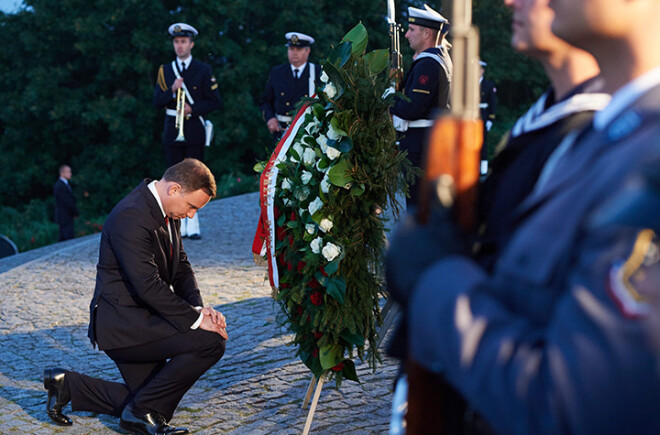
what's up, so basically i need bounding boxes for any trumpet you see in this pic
[175,88,186,142]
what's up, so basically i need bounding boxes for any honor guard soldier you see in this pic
[259,32,321,141]
[478,61,497,174]
[391,4,451,207]
[153,23,222,240]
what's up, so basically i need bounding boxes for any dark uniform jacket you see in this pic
[88,180,203,351]
[53,179,78,226]
[409,80,660,434]
[259,62,321,124]
[153,59,222,146]
[391,46,451,156]
[476,78,610,271]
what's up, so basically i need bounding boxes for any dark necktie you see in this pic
[294,68,299,79]
[165,217,173,258]
[181,62,186,73]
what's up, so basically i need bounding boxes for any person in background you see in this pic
[259,32,321,141]
[391,4,451,207]
[53,164,79,242]
[478,60,497,174]
[154,23,222,240]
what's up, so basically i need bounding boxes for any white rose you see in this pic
[322,242,341,261]
[305,120,320,136]
[281,178,292,190]
[317,135,328,154]
[311,237,323,254]
[308,197,324,216]
[324,82,337,99]
[303,148,317,166]
[306,223,316,234]
[292,142,304,161]
[320,70,329,83]
[319,218,333,233]
[327,123,341,140]
[326,146,341,160]
[294,186,310,202]
[301,170,313,185]
[320,173,330,193]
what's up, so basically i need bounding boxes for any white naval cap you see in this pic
[168,23,198,38]
[408,4,449,30]
[285,32,315,47]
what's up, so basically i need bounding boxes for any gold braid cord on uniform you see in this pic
[157,65,168,92]
[622,229,656,299]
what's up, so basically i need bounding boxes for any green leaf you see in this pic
[364,49,389,75]
[302,350,324,378]
[253,161,266,174]
[312,103,326,120]
[343,22,368,55]
[342,359,360,383]
[329,116,348,136]
[327,159,354,188]
[286,220,299,229]
[335,136,353,153]
[326,277,346,303]
[319,344,343,370]
[326,41,353,68]
[340,330,365,346]
[324,258,340,276]
[351,183,365,196]
[277,213,286,226]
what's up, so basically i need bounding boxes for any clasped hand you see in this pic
[200,306,228,340]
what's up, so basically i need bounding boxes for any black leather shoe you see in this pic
[188,233,201,240]
[43,368,72,426]
[120,403,189,434]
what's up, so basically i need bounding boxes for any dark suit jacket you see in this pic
[153,59,223,146]
[88,180,204,350]
[53,179,78,225]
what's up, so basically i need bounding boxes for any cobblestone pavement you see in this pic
[0,192,399,434]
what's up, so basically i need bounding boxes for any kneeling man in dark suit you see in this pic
[43,158,227,435]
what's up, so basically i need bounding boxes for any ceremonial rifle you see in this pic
[407,0,483,432]
[387,0,403,87]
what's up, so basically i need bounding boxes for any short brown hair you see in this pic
[162,158,216,198]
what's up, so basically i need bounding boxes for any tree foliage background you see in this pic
[0,0,546,252]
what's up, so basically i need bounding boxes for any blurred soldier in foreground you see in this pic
[476,0,610,271]
[386,0,660,432]
[154,23,222,240]
[391,4,451,207]
[259,32,321,141]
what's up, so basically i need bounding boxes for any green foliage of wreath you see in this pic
[270,23,412,386]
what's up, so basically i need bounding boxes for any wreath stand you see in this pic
[299,297,400,434]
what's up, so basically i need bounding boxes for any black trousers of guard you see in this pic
[164,141,204,167]
[65,328,225,422]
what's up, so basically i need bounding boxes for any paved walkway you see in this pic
[0,192,399,434]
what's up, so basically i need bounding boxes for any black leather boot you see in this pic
[43,368,72,426]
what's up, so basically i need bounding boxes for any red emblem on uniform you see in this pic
[419,75,429,85]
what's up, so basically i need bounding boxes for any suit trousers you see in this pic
[66,327,225,421]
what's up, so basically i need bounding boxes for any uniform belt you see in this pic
[407,119,434,128]
[276,114,292,123]
[166,109,177,117]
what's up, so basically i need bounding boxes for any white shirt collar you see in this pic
[291,62,307,74]
[178,55,193,70]
[594,65,660,130]
[148,180,167,218]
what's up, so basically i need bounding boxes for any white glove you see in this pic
[486,120,493,131]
